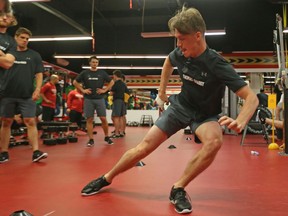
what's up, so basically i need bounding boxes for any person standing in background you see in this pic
[73,56,114,146]
[257,89,268,107]
[40,74,59,121]
[110,70,129,138]
[0,27,47,163]
[0,10,17,94]
[67,84,84,129]
[0,7,17,145]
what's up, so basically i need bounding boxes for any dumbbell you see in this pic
[56,126,68,144]
[68,125,78,143]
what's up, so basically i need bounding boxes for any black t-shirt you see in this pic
[257,93,268,107]
[169,47,247,121]
[75,69,112,99]
[111,79,129,100]
[4,49,44,98]
[0,33,17,95]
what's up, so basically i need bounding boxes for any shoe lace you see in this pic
[174,189,191,203]
[87,178,102,187]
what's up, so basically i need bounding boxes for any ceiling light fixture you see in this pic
[54,54,167,59]
[10,0,51,2]
[141,29,226,38]
[80,66,279,72]
[29,35,93,42]
[82,66,167,70]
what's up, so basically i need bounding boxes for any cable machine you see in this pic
[275,14,288,155]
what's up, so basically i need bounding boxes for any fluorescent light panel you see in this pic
[141,30,226,38]
[82,66,167,70]
[11,0,50,2]
[54,54,167,59]
[29,35,93,42]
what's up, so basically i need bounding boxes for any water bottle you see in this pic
[251,150,259,156]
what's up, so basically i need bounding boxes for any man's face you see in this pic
[15,33,30,50]
[89,58,99,69]
[175,29,201,58]
[0,12,14,28]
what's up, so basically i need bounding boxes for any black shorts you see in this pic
[112,99,126,117]
[42,106,55,121]
[69,110,82,126]
[0,98,36,118]
[154,94,218,137]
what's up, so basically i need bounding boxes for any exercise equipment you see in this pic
[268,143,279,150]
[68,125,78,143]
[275,14,288,155]
[42,126,58,145]
[135,161,145,167]
[246,106,272,135]
[10,210,33,216]
[240,107,270,146]
[56,126,68,144]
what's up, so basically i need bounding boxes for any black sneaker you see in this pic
[32,150,48,162]
[169,187,192,214]
[104,136,114,145]
[87,139,94,147]
[111,134,120,139]
[0,152,9,163]
[81,175,111,196]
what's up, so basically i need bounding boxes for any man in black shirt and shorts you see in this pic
[110,70,129,138]
[80,7,259,214]
[0,27,47,163]
[73,56,114,146]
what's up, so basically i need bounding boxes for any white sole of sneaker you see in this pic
[33,153,48,162]
[175,208,193,214]
[170,200,193,214]
[86,145,94,147]
[0,159,9,163]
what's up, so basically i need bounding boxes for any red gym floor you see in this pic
[1,126,288,216]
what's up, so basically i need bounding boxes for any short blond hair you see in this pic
[168,7,206,35]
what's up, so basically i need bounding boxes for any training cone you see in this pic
[168,144,176,149]
[135,161,145,167]
[268,143,279,150]
[10,210,33,216]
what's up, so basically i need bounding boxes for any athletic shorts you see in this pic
[84,98,106,118]
[154,94,219,137]
[1,97,36,118]
[69,110,82,126]
[112,99,126,117]
[42,106,55,121]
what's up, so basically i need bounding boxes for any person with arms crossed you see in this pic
[80,7,258,214]
[0,9,17,145]
[0,27,48,163]
[0,10,17,95]
[73,56,114,146]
